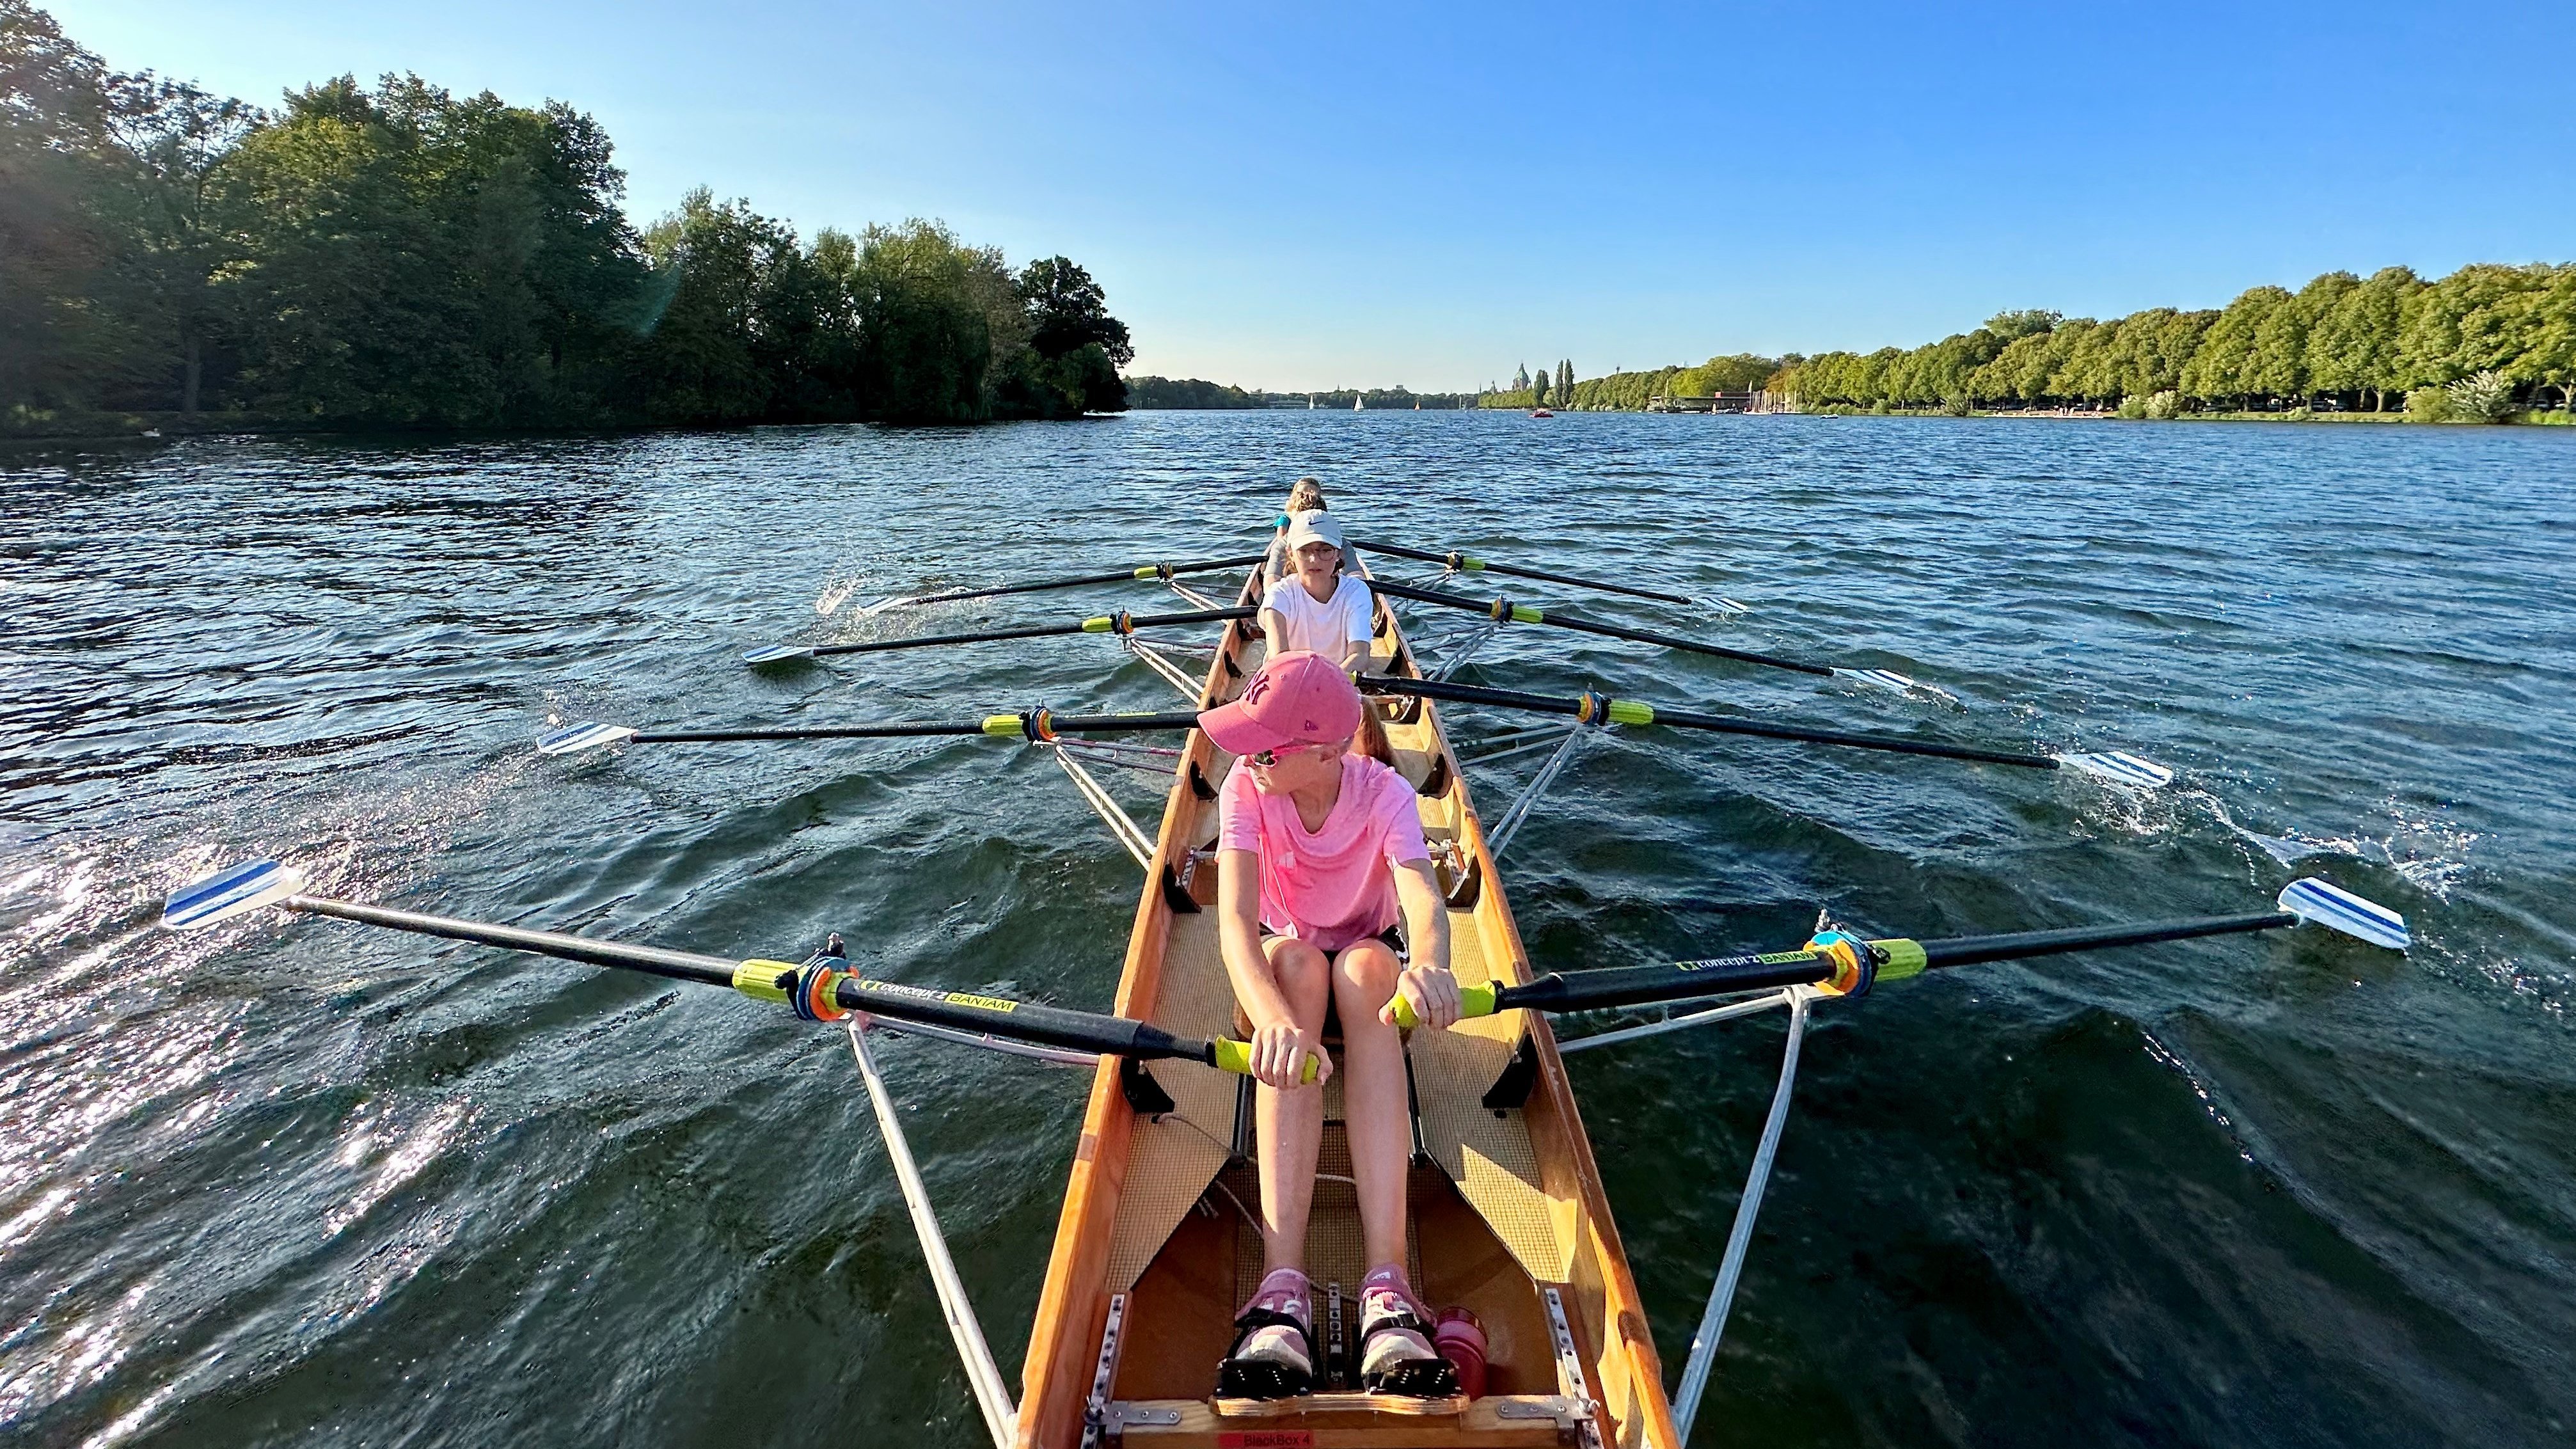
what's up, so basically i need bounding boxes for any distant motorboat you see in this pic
[1529,409,1554,418]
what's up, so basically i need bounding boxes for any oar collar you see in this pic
[1805,930,1879,1000]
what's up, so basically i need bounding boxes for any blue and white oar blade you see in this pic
[2277,878,2409,951]
[163,859,305,931]
[537,722,637,756]
[741,642,816,665]
[1696,595,1751,615]
[2057,749,2176,789]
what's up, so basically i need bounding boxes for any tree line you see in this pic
[1537,264,2576,422]
[1124,378,1477,409]
[0,2,1130,432]
[1769,266,2573,418]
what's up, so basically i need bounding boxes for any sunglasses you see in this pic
[1248,740,1330,767]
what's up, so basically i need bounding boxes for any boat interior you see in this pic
[1018,557,1679,1448]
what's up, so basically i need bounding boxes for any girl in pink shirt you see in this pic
[1197,649,1463,1400]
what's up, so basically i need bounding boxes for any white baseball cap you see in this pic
[1282,509,1345,551]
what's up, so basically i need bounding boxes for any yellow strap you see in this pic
[1509,604,1544,624]
[1606,699,1655,726]
[980,714,1022,737]
[1080,615,1115,633]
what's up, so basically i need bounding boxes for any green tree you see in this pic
[2525,265,2576,412]
[98,76,258,412]
[850,218,993,423]
[1019,255,1131,368]
[215,75,645,426]
[0,0,115,411]
[2305,266,2416,409]
[1984,309,2060,342]
[624,188,789,424]
[2180,285,2290,408]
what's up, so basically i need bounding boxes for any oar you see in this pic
[744,606,1252,665]
[1394,877,2406,1027]
[161,860,1311,1080]
[864,552,1270,612]
[538,708,1202,757]
[1361,674,2175,785]
[1352,537,1704,608]
[1368,578,1838,678]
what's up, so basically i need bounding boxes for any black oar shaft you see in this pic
[810,606,1252,658]
[276,895,1240,1069]
[1355,539,1695,606]
[1363,674,2055,770]
[900,553,1268,608]
[1047,711,1206,734]
[614,711,1203,750]
[1366,578,1827,676]
[1647,703,2056,769]
[825,977,1214,1064]
[1442,908,2309,1024]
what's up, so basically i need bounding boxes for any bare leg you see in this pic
[1331,938,1409,1269]
[1255,936,1331,1274]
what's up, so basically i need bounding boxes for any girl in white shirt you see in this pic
[1260,509,1374,674]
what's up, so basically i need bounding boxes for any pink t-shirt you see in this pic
[1217,754,1431,951]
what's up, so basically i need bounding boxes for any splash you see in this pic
[2195,790,2478,899]
[814,577,862,617]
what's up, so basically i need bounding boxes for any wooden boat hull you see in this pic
[1018,546,1679,1448]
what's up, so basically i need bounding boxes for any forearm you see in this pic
[1217,850,1293,1026]
[1396,866,1450,974]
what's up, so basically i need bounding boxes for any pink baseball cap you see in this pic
[1199,650,1363,756]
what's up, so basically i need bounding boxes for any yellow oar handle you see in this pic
[1388,982,1501,1031]
[1207,1038,1322,1083]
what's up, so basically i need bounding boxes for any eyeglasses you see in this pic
[1248,741,1329,767]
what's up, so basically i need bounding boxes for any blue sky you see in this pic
[51,2,2575,392]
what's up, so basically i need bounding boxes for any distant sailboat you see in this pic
[1354,395,1363,411]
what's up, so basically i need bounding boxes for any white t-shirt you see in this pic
[1262,574,1374,658]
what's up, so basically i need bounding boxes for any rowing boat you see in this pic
[1016,540,1674,1446]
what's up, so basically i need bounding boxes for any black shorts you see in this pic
[1257,922,1407,963]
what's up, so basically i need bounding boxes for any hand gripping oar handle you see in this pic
[1366,578,1831,677]
[1354,538,1696,606]
[1359,674,2059,769]
[1390,883,2406,1027]
[163,864,1311,1081]
[893,553,1270,609]
[806,606,1254,658]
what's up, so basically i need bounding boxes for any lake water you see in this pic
[4,412,2572,1446]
